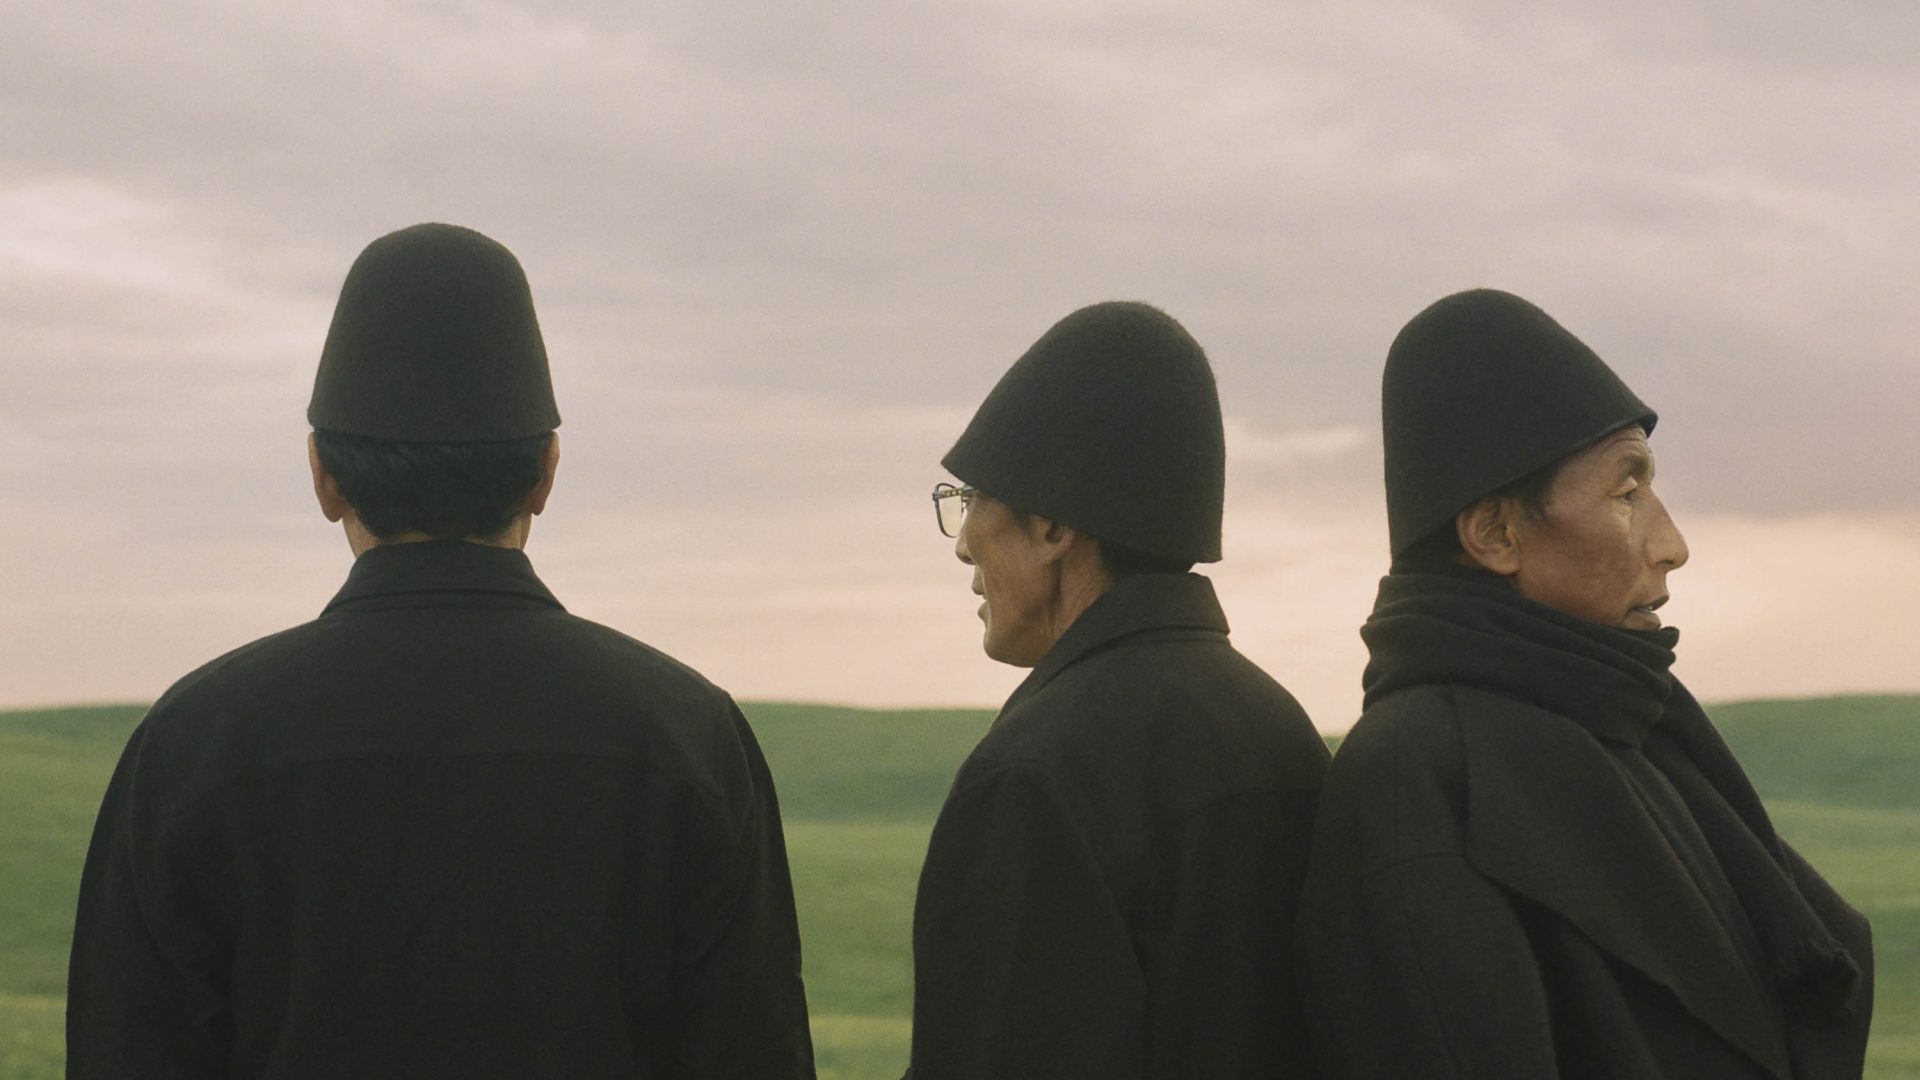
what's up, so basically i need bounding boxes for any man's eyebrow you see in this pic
[1619,445,1655,480]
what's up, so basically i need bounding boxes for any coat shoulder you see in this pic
[1316,685,1473,869]
[955,635,1327,853]
[983,637,1322,776]
[150,608,733,729]
[135,604,753,817]
[1330,684,1470,789]
[143,619,335,727]
[528,609,737,705]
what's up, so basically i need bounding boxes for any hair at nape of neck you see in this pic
[312,428,553,542]
[1097,537,1195,579]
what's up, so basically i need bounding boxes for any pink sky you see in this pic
[4,1,1916,729]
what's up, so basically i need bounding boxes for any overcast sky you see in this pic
[4,0,1916,730]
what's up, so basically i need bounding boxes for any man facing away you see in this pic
[908,302,1331,1078]
[67,223,815,1078]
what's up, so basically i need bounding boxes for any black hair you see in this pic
[312,428,552,541]
[993,494,1192,579]
[1394,455,1564,569]
[1097,540,1194,580]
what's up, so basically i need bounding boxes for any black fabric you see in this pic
[68,541,814,1079]
[941,302,1226,564]
[1382,289,1656,558]
[308,223,562,442]
[908,573,1329,1078]
[1297,567,1874,1080]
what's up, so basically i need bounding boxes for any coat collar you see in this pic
[322,540,564,614]
[1001,572,1228,713]
[1454,686,1794,1080]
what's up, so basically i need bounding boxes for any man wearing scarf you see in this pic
[1297,289,1873,1079]
[908,302,1330,1078]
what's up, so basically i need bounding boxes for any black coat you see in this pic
[68,541,814,1079]
[1297,570,1873,1080]
[908,573,1330,1079]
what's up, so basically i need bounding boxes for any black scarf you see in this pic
[1361,565,1862,1023]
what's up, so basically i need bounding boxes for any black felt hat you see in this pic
[942,301,1224,564]
[1383,288,1656,558]
[307,223,560,442]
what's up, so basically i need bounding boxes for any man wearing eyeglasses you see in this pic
[908,302,1330,1078]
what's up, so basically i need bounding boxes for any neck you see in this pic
[343,515,531,558]
[1035,556,1117,656]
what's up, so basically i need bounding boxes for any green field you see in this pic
[3,696,1915,1078]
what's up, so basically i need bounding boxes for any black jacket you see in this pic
[1297,569,1873,1080]
[68,541,814,1079]
[908,573,1329,1079]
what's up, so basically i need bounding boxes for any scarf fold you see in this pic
[1362,565,1862,1023]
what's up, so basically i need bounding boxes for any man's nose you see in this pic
[1648,490,1689,571]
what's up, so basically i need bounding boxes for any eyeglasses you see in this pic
[931,482,975,538]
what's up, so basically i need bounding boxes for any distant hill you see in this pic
[1708,695,1920,812]
[0,703,145,745]
[740,703,993,822]
[10,694,1913,814]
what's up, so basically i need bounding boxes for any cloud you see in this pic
[1226,420,1370,471]
[2,0,1916,711]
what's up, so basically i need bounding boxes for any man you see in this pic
[1297,289,1874,1078]
[909,302,1330,1078]
[68,223,814,1078]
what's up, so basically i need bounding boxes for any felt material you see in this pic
[67,541,814,1078]
[308,224,561,442]
[942,302,1225,564]
[907,573,1328,1078]
[1296,566,1874,1080]
[1382,289,1655,558]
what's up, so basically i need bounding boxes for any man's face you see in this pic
[954,491,1059,667]
[1511,427,1690,630]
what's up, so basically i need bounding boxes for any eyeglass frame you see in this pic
[931,482,976,538]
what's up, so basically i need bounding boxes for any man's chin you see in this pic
[982,634,1040,670]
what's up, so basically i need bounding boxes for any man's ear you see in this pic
[1028,515,1077,566]
[308,434,351,524]
[524,433,560,517]
[1456,495,1523,576]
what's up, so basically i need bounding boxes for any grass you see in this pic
[1710,696,1920,813]
[2,696,1915,1078]
[750,705,986,1078]
[0,707,144,1080]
